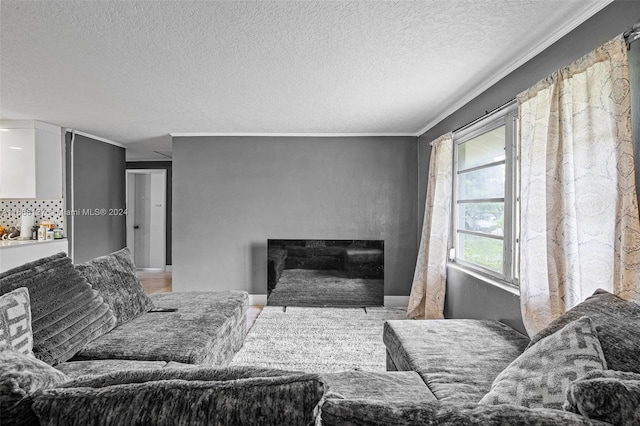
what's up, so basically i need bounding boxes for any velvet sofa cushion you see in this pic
[31,366,326,426]
[0,344,69,426]
[564,370,640,426]
[75,247,154,327]
[73,291,248,365]
[319,399,610,425]
[0,287,33,355]
[0,253,117,365]
[383,319,529,403]
[479,316,607,409]
[528,289,640,373]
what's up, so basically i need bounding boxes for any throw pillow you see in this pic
[31,366,326,426]
[479,316,607,410]
[75,247,154,326]
[0,343,69,426]
[0,287,33,355]
[528,289,640,373]
[564,375,640,426]
[0,253,117,365]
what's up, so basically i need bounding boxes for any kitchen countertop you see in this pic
[0,238,67,249]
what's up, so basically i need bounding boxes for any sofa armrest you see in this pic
[320,399,612,426]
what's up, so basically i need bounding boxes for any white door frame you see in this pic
[126,169,167,270]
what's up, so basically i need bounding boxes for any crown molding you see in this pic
[414,0,614,137]
[66,129,126,148]
[169,132,417,138]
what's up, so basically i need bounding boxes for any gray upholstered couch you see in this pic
[321,289,640,425]
[0,250,328,425]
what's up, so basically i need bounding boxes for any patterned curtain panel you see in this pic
[518,35,640,336]
[407,133,453,319]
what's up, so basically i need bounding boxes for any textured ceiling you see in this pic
[0,0,612,159]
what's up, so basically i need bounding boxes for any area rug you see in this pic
[267,269,383,307]
[229,306,407,373]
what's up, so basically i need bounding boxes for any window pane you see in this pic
[458,126,505,170]
[458,233,503,272]
[458,164,505,199]
[458,202,504,235]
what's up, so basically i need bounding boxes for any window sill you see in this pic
[447,262,520,296]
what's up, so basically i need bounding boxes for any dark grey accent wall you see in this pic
[65,133,126,263]
[417,1,640,333]
[126,161,173,265]
[172,136,418,295]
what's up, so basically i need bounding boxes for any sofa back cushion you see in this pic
[528,289,640,373]
[0,253,117,365]
[0,287,33,355]
[31,366,325,426]
[75,247,154,327]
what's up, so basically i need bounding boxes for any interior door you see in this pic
[126,170,166,269]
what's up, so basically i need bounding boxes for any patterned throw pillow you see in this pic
[564,370,640,426]
[479,316,607,410]
[0,287,33,355]
[76,248,154,327]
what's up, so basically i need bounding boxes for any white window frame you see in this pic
[450,102,519,287]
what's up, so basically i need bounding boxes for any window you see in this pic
[451,103,518,285]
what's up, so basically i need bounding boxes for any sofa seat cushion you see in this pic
[56,359,169,379]
[322,371,436,403]
[71,291,249,365]
[384,319,529,403]
[31,366,326,426]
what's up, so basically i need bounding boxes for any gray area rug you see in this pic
[230,306,407,373]
[267,269,384,307]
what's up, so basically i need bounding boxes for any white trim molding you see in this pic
[66,129,126,148]
[384,296,409,308]
[249,294,268,306]
[169,132,416,138]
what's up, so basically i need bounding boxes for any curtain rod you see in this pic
[624,17,640,47]
[452,98,516,135]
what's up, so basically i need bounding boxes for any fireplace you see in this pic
[267,239,384,307]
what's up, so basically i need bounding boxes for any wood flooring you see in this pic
[137,270,262,332]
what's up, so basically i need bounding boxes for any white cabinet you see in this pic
[0,121,63,199]
[0,128,36,198]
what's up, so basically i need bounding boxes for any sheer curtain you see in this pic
[407,133,453,319]
[518,35,640,336]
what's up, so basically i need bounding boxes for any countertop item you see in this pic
[0,238,67,249]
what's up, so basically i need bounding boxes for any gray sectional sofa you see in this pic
[322,289,640,425]
[3,247,640,425]
[0,249,329,425]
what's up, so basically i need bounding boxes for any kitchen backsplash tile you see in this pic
[0,199,65,231]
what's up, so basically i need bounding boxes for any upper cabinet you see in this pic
[0,121,63,199]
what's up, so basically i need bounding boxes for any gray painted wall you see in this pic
[172,136,418,295]
[418,1,640,335]
[65,133,127,263]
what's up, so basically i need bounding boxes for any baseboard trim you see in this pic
[249,294,268,305]
[384,296,409,307]
[249,295,409,308]
[164,265,173,272]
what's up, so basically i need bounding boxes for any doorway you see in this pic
[126,170,166,270]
